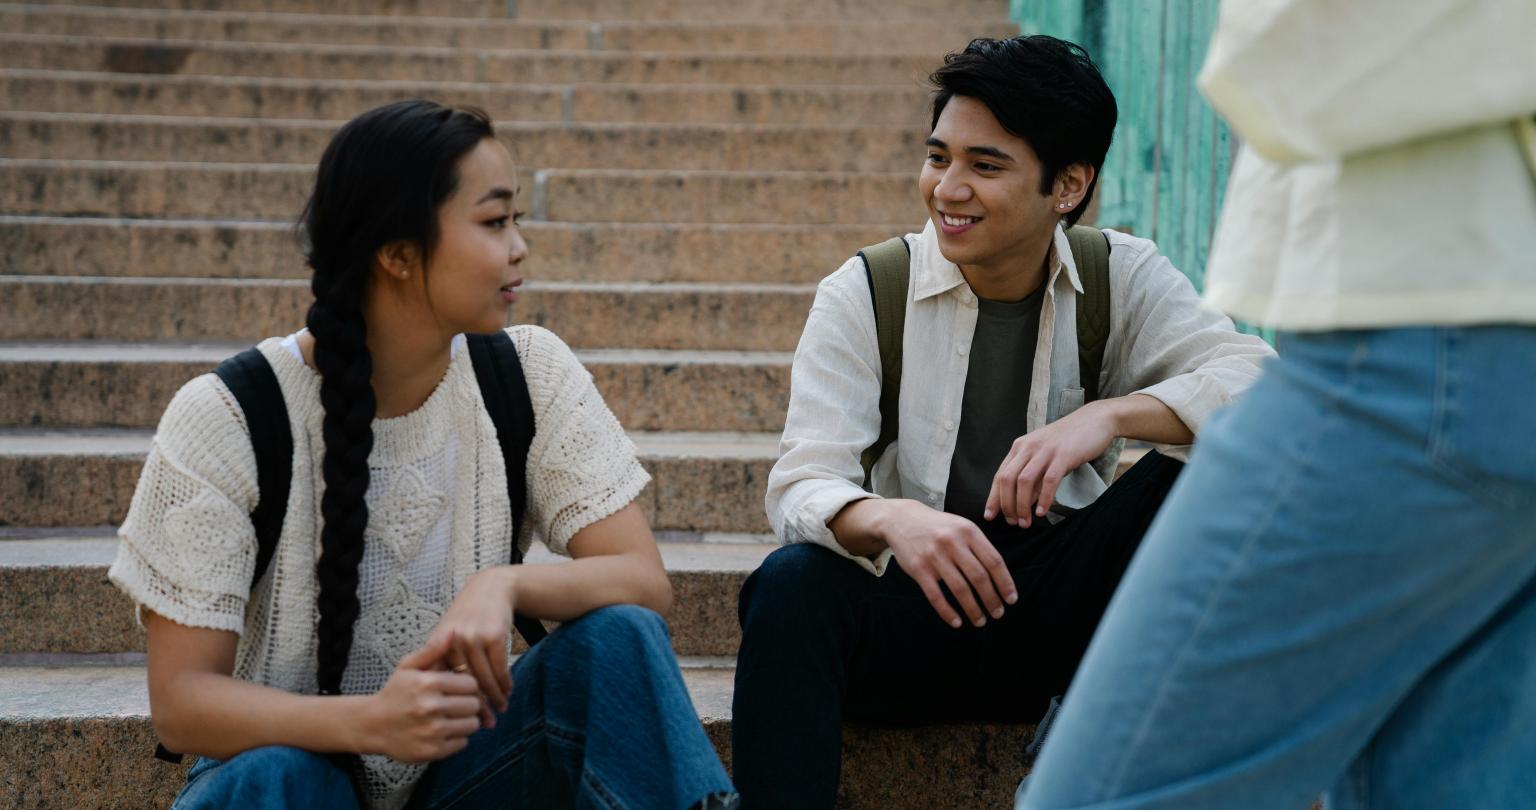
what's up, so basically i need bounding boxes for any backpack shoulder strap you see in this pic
[857,236,911,488]
[466,330,548,647]
[156,347,293,764]
[211,347,292,592]
[1067,225,1112,403]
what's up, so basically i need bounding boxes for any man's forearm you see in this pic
[827,497,895,557]
[1098,393,1194,445]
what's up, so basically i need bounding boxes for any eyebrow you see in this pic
[475,187,516,205]
[925,137,1015,163]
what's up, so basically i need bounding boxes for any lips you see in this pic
[937,211,983,235]
[499,278,523,304]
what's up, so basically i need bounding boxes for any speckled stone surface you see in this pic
[40,0,507,16]
[0,664,1053,810]
[516,0,1009,22]
[0,276,815,351]
[4,161,921,224]
[543,169,921,226]
[0,72,932,127]
[3,113,926,174]
[0,218,894,284]
[0,537,772,656]
[0,72,568,123]
[0,429,778,532]
[0,348,793,431]
[4,35,937,86]
[1,7,593,51]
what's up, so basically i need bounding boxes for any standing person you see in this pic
[731,36,1275,808]
[108,100,737,810]
[1017,2,1536,808]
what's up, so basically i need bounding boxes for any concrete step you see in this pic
[0,342,793,431]
[0,5,1015,54]
[0,216,889,284]
[0,33,938,85]
[0,428,777,533]
[0,531,773,656]
[19,0,508,19]
[33,0,1009,22]
[512,0,1010,22]
[0,112,925,172]
[0,276,814,351]
[0,660,1033,810]
[1,160,921,225]
[1,69,935,126]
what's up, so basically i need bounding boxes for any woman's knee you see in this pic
[563,603,670,649]
[176,747,355,809]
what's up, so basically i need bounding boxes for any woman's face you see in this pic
[420,137,529,336]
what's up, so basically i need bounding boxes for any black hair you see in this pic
[298,100,494,701]
[930,35,1117,227]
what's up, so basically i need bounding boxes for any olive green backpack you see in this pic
[856,226,1112,483]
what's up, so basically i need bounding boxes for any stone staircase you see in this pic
[0,1,1033,807]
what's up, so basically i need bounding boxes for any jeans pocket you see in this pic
[1426,329,1536,509]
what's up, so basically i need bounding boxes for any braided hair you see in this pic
[298,100,495,699]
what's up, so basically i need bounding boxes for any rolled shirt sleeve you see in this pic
[766,259,892,575]
[1102,234,1276,444]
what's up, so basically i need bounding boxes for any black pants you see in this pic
[730,451,1184,809]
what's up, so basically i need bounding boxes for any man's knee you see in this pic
[739,543,855,630]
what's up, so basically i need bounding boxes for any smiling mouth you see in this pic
[941,213,981,227]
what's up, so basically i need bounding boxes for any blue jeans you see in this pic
[1016,326,1536,809]
[172,605,736,810]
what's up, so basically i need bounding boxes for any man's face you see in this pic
[918,95,1060,273]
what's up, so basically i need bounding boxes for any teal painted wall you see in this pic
[1011,0,1235,293]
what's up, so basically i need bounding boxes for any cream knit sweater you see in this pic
[108,325,651,809]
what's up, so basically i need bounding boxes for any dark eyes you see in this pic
[487,210,525,230]
[925,154,1000,172]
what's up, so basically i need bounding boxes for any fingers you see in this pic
[936,562,988,628]
[455,639,508,714]
[951,545,1006,620]
[911,570,965,630]
[967,530,1018,607]
[438,715,481,739]
[399,630,455,671]
[1013,453,1049,528]
[1035,459,1070,521]
[425,671,481,696]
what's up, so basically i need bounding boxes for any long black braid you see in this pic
[297,100,495,732]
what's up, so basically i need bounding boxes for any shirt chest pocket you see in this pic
[1053,386,1086,421]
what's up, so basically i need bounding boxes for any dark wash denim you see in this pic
[732,451,1184,809]
[172,605,736,810]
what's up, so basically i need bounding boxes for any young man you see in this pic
[731,36,1276,808]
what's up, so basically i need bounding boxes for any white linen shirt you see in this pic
[766,221,1276,575]
[1197,0,1536,329]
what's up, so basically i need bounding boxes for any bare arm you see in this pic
[144,613,481,763]
[426,501,671,713]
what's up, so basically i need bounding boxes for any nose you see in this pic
[934,166,973,203]
[508,228,529,265]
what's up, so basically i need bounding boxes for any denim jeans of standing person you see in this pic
[171,605,737,810]
[733,451,1184,810]
[1017,326,1536,810]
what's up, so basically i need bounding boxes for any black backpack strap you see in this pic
[1066,225,1112,403]
[156,347,292,765]
[857,236,912,488]
[466,331,549,648]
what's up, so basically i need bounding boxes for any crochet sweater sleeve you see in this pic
[109,373,262,635]
[511,326,651,556]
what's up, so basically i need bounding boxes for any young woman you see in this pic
[108,100,737,810]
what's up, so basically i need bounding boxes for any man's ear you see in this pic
[374,240,421,281]
[1053,163,1096,211]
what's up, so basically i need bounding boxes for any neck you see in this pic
[361,290,455,419]
[958,224,1056,302]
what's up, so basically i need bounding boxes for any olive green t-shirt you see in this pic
[943,286,1046,543]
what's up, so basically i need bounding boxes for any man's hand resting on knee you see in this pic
[829,499,1018,629]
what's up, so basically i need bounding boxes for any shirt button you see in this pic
[943,420,955,431]
[956,346,967,356]
[928,493,940,504]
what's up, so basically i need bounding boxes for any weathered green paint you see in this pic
[1012,0,1234,292]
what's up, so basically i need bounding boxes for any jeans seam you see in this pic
[580,769,630,810]
[430,719,587,810]
[1103,358,1351,797]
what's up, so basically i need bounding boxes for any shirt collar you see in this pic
[912,220,1083,301]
